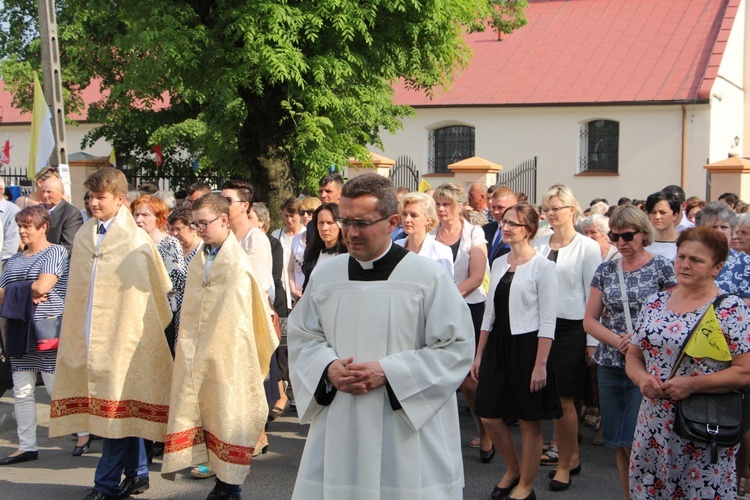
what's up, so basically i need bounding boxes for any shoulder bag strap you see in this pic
[616,259,634,334]
[667,293,733,380]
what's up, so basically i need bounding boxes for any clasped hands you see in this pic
[327,357,386,396]
[638,373,693,401]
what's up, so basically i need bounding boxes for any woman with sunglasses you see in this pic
[288,197,321,303]
[583,205,677,499]
[532,184,601,491]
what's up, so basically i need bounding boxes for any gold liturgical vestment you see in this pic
[162,232,278,485]
[49,206,173,441]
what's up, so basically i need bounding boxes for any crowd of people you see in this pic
[0,166,749,500]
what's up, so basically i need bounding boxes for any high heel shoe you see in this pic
[479,445,496,464]
[72,435,92,457]
[252,440,269,457]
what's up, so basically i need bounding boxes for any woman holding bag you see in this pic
[626,226,750,499]
[0,206,71,464]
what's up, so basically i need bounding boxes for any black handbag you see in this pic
[669,294,745,464]
[33,316,62,351]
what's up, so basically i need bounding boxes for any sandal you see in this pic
[268,400,291,421]
[190,464,215,479]
[542,441,557,453]
[468,436,481,449]
[540,449,559,466]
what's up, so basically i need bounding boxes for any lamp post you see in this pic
[37,0,68,167]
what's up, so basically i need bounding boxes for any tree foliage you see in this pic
[0,0,526,213]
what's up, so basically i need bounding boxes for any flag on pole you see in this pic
[28,73,55,181]
[108,147,116,166]
[418,178,432,193]
[152,145,163,167]
[1,133,10,165]
[684,305,732,361]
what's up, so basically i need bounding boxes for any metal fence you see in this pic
[495,157,538,204]
[390,155,420,191]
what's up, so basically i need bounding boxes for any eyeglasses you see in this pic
[500,219,526,229]
[190,215,222,231]
[540,206,571,215]
[608,230,640,242]
[336,215,390,230]
[298,210,314,216]
[225,197,245,205]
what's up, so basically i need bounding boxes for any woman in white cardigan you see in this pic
[473,204,561,500]
[532,184,602,492]
[431,183,490,459]
[395,191,453,277]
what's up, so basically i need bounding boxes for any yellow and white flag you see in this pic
[685,305,732,361]
[418,178,431,193]
[27,73,55,181]
[109,147,116,166]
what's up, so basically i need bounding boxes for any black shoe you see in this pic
[547,462,582,478]
[0,450,38,465]
[206,485,241,500]
[549,477,571,491]
[118,476,149,499]
[82,490,117,500]
[151,442,164,456]
[479,445,496,464]
[490,477,520,499]
[73,436,93,457]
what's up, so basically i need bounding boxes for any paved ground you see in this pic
[0,387,623,499]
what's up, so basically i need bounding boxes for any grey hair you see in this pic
[589,201,609,215]
[581,213,610,234]
[695,201,737,229]
[252,202,270,232]
[736,213,750,230]
[154,190,176,210]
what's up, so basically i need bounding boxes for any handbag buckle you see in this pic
[707,424,719,435]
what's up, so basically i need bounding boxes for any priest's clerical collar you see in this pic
[348,242,409,282]
[355,241,393,270]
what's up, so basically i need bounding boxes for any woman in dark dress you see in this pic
[472,204,561,500]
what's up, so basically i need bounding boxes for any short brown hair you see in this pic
[610,205,655,246]
[16,205,51,233]
[491,187,516,201]
[192,192,229,217]
[280,197,300,213]
[676,226,729,266]
[130,195,169,230]
[168,207,194,227]
[84,168,128,197]
[505,204,539,240]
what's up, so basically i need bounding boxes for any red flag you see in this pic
[0,133,10,165]
[152,145,163,167]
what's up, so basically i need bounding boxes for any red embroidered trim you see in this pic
[164,427,251,466]
[50,397,169,423]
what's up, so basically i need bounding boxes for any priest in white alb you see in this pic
[288,174,474,500]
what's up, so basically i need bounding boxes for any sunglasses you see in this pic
[608,231,640,242]
[299,210,314,216]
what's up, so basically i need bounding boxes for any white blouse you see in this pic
[431,220,487,304]
[395,233,454,278]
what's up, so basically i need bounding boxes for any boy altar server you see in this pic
[161,193,277,500]
[50,168,173,500]
[288,174,475,499]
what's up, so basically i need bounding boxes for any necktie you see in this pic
[97,224,107,235]
[490,229,502,258]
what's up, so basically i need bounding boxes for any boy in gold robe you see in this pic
[161,193,277,500]
[49,168,173,500]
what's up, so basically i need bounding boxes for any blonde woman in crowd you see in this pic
[395,192,453,277]
[533,184,601,492]
[431,183,490,461]
[288,196,321,303]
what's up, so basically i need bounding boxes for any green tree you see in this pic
[0,0,526,215]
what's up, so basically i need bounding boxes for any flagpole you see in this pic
[37,0,68,167]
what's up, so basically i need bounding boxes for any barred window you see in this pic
[428,126,475,174]
[579,120,619,173]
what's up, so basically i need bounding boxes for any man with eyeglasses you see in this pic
[162,193,278,500]
[483,187,518,267]
[288,173,474,499]
[220,180,272,303]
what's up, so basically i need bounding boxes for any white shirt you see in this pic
[431,220,487,304]
[395,233,454,278]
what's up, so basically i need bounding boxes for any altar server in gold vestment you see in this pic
[289,174,474,500]
[161,193,278,500]
[49,168,173,500]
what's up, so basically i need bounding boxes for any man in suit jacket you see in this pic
[483,187,518,267]
[41,176,83,256]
